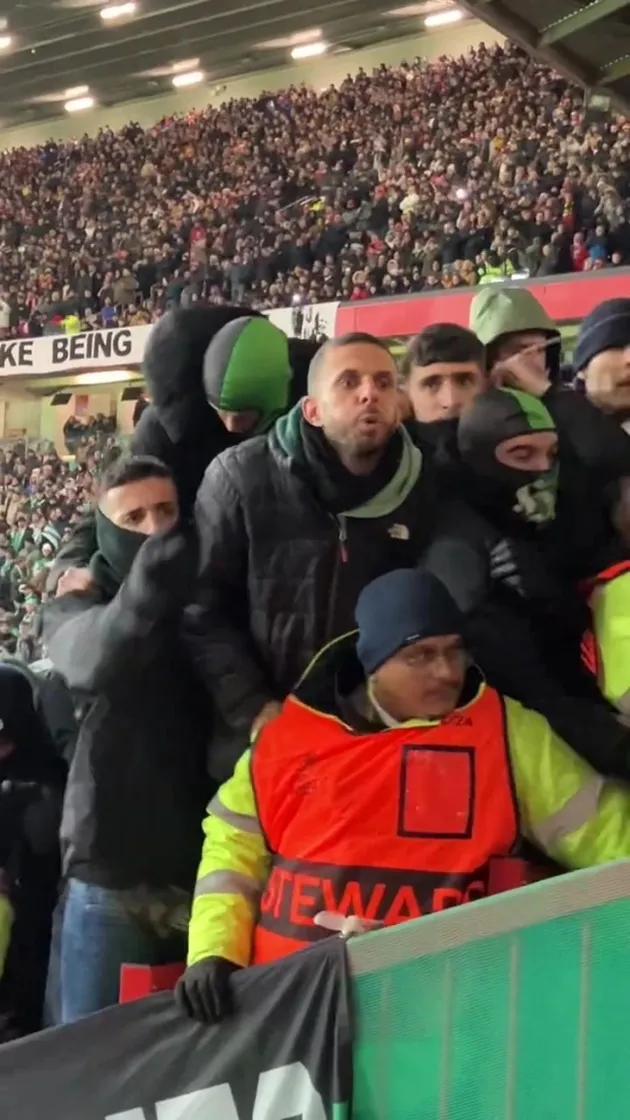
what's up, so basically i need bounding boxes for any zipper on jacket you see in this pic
[338,516,348,564]
[325,516,348,643]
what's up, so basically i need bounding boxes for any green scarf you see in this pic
[342,426,422,519]
[273,404,422,519]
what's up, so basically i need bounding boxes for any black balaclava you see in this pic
[457,388,558,526]
[90,507,147,596]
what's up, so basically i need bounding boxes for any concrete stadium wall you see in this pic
[0,20,502,151]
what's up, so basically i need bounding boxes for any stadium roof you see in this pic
[462,0,630,112]
[0,0,472,130]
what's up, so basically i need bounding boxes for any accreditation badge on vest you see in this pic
[251,685,519,965]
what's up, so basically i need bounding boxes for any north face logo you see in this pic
[388,523,410,540]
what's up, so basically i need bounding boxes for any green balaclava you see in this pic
[91,507,147,595]
[457,387,558,525]
[203,317,292,432]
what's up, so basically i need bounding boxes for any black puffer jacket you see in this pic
[187,410,439,770]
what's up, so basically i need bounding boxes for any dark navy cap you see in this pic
[355,568,464,675]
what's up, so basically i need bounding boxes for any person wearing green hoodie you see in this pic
[469,286,630,486]
[187,331,439,777]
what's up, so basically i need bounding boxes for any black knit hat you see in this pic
[573,299,630,373]
[355,568,463,675]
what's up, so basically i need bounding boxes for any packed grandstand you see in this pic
[0,37,628,651]
[0,38,628,345]
[1,14,630,1117]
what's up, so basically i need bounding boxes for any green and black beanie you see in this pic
[203,317,292,424]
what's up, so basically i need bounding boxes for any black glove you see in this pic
[489,537,557,601]
[130,526,198,608]
[174,957,241,1024]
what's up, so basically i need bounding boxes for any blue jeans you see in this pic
[57,879,185,1025]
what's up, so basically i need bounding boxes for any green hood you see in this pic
[274,401,303,458]
[470,286,561,379]
[203,317,292,424]
[470,287,559,347]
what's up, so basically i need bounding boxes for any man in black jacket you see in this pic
[42,455,212,1024]
[187,331,438,778]
[49,306,317,590]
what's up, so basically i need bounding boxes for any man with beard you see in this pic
[42,455,212,1024]
[187,332,438,779]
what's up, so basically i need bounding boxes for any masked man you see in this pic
[42,455,213,1024]
[422,388,630,778]
[176,568,630,1024]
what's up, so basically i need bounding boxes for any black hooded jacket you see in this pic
[413,400,630,778]
[133,306,314,516]
[49,311,315,582]
[42,528,213,892]
[131,305,259,516]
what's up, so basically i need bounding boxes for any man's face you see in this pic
[302,342,399,456]
[373,634,466,722]
[215,408,261,435]
[584,345,630,414]
[100,475,178,536]
[406,361,486,423]
[493,331,549,378]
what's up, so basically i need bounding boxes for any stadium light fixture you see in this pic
[171,58,200,74]
[65,95,95,113]
[100,2,137,21]
[172,69,205,88]
[75,370,135,385]
[291,41,328,60]
[65,85,89,99]
[424,8,464,27]
[0,35,12,50]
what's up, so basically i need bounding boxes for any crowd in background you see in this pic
[1,22,630,1049]
[62,412,116,454]
[0,438,119,660]
[0,40,629,339]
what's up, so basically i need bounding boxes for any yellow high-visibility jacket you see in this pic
[590,571,630,716]
[0,893,13,979]
[188,686,630,968]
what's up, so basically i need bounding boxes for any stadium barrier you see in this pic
[348,861,630,1119]
[120,861,630,1118]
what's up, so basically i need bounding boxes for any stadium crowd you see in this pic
[0,434,119,663]
[0,39,629,339]
[2,28,630,1056]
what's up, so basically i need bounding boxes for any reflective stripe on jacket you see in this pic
[249,684,519,966]
[187,685,630,968]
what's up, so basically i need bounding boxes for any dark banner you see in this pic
[0,939,351,1119]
